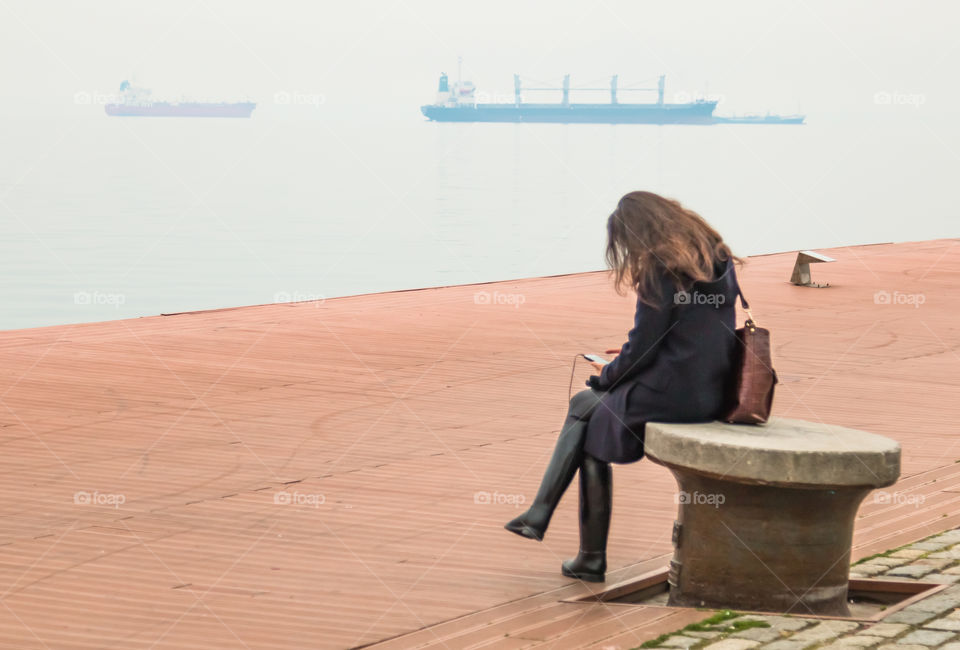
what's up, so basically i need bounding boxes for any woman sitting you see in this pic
[505,190,742,582]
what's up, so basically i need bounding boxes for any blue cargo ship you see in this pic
[421,68,803,125]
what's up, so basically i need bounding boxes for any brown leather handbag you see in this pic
[723,289,778,424]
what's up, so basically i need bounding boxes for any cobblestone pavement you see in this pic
[637,529,960,650]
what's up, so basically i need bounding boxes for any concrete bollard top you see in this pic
[644,417,901,488]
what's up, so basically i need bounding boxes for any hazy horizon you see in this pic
[2,1,956,118]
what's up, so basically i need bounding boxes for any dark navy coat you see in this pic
[583,258,739,464]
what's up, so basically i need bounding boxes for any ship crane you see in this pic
[511,74,667,106]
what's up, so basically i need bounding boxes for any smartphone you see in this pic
[581,354,609,365]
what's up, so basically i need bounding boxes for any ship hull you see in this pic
[105,102,256,118]
[420,101,717,124]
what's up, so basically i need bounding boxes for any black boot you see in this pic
[561,454,611,582]
[504,419,586,541]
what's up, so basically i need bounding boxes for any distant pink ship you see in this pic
[104,81,255,118]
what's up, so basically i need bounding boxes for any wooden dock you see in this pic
[0,239,957,648]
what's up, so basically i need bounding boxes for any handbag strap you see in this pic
[732,273,757,329]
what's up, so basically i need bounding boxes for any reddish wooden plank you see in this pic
[0,239,957,648]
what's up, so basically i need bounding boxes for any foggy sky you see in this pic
[1,1,956,120]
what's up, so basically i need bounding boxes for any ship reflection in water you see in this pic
[104,81,256,118]
[421,70,804,125]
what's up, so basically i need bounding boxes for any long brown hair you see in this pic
[605,191,742,306]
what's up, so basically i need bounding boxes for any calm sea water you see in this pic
[1,110,956,330]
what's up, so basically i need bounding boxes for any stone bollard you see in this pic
[644,417,901,616]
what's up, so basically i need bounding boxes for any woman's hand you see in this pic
[585,348,621,374]
[601,348,621,368]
